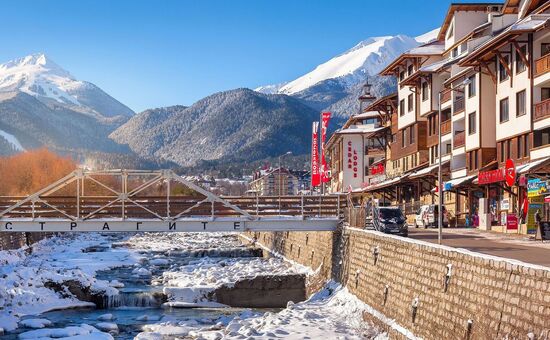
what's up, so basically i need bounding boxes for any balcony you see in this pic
[453,131,465,148]
[441,120,451,135]
[534,98,550,122]
[453,98,465,114]
[535,54,550,77]
[441,90,451,103]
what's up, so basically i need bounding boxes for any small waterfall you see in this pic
[103,291,165,309]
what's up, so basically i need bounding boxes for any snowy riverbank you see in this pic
[0,232,386,339]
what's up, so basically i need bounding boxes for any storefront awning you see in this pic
[365,173,411,192]
[409,160,450,179]
[517,156,550,174]
[444,175,476,191]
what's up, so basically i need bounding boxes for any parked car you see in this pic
[414,204,448,228]
[376,206,408,237]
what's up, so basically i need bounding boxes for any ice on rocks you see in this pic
[19,318,52,329]
[97,313,114,321]
[95,322,118,333]
[18,324,113,339]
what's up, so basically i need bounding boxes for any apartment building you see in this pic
[248,167,299,196]
[342,0,550,232]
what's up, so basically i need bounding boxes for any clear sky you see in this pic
[0,0,485,112]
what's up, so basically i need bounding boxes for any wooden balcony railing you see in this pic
[454,131,465,148]
[453,98,465,114]
[441,90,452,103]
[535,54,550,77]
[441,120,451,135]
[534,98,550,121]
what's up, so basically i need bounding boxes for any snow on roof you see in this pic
[419,58,456,73]
[510,13,550,31]
[352,111,380,120]
[415,27,440,44]
[336,125,385,135]
[407,41,445,55]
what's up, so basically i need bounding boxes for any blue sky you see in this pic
[0,0,481,112]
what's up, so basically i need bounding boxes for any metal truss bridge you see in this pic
[0,170,344,233]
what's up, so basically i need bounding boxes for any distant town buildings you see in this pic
[327,0,550,234]
[248,167,309,196]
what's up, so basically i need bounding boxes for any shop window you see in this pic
[422,81,429,102]
[499,55,509,82]
[408,94,413,112]
[516,45,527,73]
[467,75,476,98]
[500,97,509,123]
[468,111,476,135]
[534,127,550,148]
[516,90,526,117]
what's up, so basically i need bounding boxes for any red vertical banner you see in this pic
[320,112,331,183]
[311,121,320,187]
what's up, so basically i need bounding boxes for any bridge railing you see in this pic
[0,194,346,220]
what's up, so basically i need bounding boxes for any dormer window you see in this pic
[407,64,414,76]
[399,70,405,81]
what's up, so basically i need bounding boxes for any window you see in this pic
[500,97,509,123]
[506,140,511,159]
[399,99,405,116]
[408,94,413,112]
[468,112,476,135]
[447,23,454,39]
[516,90,526,117]
[467,75,476,98]
[499,55,509,82]
[518,136,523,159]
[516,45,527,73]
[534,127,550,148]
[542,88,550,101]
[500,142,505,162]
[401,129,406,147]
[474,150,479,170]
[407,64,414,76]
[446,143,451,155]
[542,43,550,57]
[435,144,439,158]
[399,70,405,82]
[422,81,429,101]
[452,47,458,58]
[410,126,415,144]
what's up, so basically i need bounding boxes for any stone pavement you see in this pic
[408,227,550,267]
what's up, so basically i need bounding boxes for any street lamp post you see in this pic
[279,151,292,214]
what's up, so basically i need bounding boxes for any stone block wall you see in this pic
[248,227,550,339]
[0,232,53,250]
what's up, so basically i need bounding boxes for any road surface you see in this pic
[407,227,550,267]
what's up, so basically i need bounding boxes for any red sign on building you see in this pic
[477,159,516,186]
[369,163,385,175]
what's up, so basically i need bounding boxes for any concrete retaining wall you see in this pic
[0,232,53,250]
[246,228,550,339]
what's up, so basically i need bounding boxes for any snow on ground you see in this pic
[0,129,25,151]
[0,233,138,331]
[136,282,387,340]
[18,324,113,340]
[124,232,243,252]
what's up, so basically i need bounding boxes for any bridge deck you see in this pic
[0,170,345,232]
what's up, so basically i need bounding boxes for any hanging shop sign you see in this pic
[342,134,363,190]
[320,112,332,183]
[527,178,548,198]
[477,159,516,186]
[369,163,385,176]
[311,122,320,187]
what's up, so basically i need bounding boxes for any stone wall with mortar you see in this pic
[245,228,550,339]
[0,232,53,250]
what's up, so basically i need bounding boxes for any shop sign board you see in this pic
[342,134,363,190]
[527,196,544,234]
[369,163,385,175]
[506,214,518,230]
[478,159,516,186]
[500,198,510,210]
[527,178,548,198]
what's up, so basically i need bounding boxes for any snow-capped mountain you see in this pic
[0,53,134,119]
[256,28,439,118]
[0,53,135,157]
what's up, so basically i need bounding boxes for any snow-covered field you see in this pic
[0,232,385,339]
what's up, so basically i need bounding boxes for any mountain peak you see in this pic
[0,53,70,77]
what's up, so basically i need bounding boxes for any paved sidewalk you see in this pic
[408,227,550,267]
